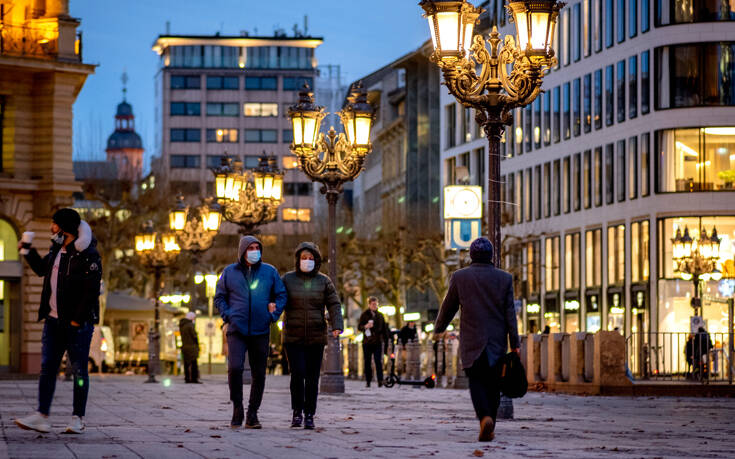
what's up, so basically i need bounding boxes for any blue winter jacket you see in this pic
[215,235,287,336]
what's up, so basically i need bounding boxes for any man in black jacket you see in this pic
[179,311,201,383]
[434,237,519,442]
[357,296,390,387]
[14,208,102,435]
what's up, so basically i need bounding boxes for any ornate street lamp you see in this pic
[134,220,181,383]
[211,153,284,234]
[672,226,722,315]
[169,194,222,253]
[288,82,375,393]
[420,0,563,266]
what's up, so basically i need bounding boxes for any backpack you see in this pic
[499,351,528,398]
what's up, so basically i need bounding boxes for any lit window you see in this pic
[282,208,311,222]
[206,128,238,143]
[282,156,299,169]
[243,103,278,117]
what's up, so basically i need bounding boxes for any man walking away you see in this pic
[434,237,519,442]
[14,208,102,434]
[215,235,287,429]
[357,297,390,387]
[179,311,201,383]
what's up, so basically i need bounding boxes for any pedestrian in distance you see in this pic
[281,242,343,429]
[215,235,287,429]
[398,321,418,374]
[542,325,550,334]
[357,296,390,387]
[14,208,102,435]
[434,237,520,442]
[179,311,201,383]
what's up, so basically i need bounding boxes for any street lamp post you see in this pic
[195,273,219,374]
[420,0,564,420]
[211,154,284,234]
[288,83,375,393]
[134,221,181,383]
[671,226,722,316]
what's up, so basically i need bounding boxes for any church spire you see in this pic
[121,70,128,102]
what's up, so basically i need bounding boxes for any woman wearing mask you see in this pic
[281,242,342,430]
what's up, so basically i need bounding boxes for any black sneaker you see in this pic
[291,411,303,428]
[378,380,383,388]
[366,381,371,388]
[304,414,315,430]
[231,404,244,428]
[245,412,262,429]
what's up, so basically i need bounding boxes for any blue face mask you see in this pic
[245,250,261,264]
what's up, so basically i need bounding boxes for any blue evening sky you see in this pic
[71,0,430,166]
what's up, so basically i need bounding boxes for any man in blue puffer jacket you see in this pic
[215,235,286,429]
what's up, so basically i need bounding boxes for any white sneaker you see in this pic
[64,415,85,434]
[14,412,51,433]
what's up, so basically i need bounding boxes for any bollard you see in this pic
[453,350,469,389]
[437,340,446,387]
[497,395,514,419]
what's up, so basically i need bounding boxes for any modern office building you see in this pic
[151,31,322,239]
[440,1,735,337]
[0,0,93,373]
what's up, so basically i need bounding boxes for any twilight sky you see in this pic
[70,0,431,167]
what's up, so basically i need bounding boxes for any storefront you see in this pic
[585,290,601,332]
[563,292,581,333]
[526,300,541,334]
[606,288,625,332]
[544,292,560,333]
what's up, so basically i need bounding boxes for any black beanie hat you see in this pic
[52,208,81,235]
[469,237,494,264]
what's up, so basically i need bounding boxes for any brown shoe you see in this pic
[478,416,495,442]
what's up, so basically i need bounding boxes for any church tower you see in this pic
[105,72,144,182]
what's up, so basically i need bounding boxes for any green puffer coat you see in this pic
[281,242,343,345]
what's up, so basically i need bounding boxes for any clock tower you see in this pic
[105,72,144,182]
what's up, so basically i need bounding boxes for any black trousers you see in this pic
[362,342,384,383]
[226,331,269,414]
[464,351,503,421]
[183,356,199,383]
[285,343,325,415]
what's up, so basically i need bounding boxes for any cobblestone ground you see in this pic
[1,374,734,458]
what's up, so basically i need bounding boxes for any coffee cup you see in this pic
[19,231,34,255]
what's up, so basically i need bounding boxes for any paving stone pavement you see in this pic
[1,374,734,458]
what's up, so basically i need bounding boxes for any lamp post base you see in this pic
[320,373,346,393]
[320,335,345,394]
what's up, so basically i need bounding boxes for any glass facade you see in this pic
[655,0,735,25]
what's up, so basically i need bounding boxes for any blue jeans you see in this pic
[38,318,93,416]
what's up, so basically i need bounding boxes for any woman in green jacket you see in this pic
[281,242,343,430]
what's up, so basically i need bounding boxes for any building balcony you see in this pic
[0,19,82,63]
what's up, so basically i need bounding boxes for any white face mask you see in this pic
[300,259,315,273]
[246,250,261,264]
[51,232,64,245]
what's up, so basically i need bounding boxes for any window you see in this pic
[565,9,572,66]
[641,50,650,114]
[595,0,603,52]
[516,108,524,155]
[206,76,239,90]
[170,181,201,195]
[244,129,278,143]
[628,55,638,119]
[594,69,602,129]
[594,147,603,206]
[656,127,735,192]
[583,150,592,208]
[207,155,224,169]
[283,208,311,222]
[544,162,551,218]
[584,73,592,133]
[617,60,626,123]
[507,172,516,224]
[283,77,314,91]
[584,0,591,57]
[525,168,533,222]
[629,0,637,37]
[605,65,614,126]
[553,159,561,215]
[462,107,472,143]
[283,156,299,170]
[516,172,523,224]
[0,96,4,173]
[446,104,456,148]
[655,0,735,26]
[641,132,650,196]
[655,43,735,109]
[563,82,571,139]
[242,155,261,168]
[560,10,569,66]
[525,105,533,152]
[206,103,239,116]
[585,228,602,287]
[534,98,542,148]
[168,45,239,68]
[573,3,582,62]
[243,103,278,117]
[631,220,650,282]
[170,75,200,89]
[642,0,650,32]
[284,182,312,196]
[573,153,582,210]
[543,92,551,145]
[573,78,581,136]
[170,102,200,116]
[616,139,626,202]
[206,128,238,143]
[527,240,541,295]
[565,233,581,289]
[474,147,485,186]
[563,156,571,213]
[605,0,614,48]
[629,136,638,199]
[282,129,293,143]
[245,76,277,90]
[170,154,201,168]
[617,0,626,42]
[170,128,200,142]
[535,165,542,220]
[545,236,561,291]
[607,224,626,285]
[553,86,561,143]
[605,143,615,204]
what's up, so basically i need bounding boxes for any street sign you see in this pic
[443,186,483,219]
[205,320,216,337]
[444,219,482,250]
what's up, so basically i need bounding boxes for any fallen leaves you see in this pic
[472,450,484,457]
